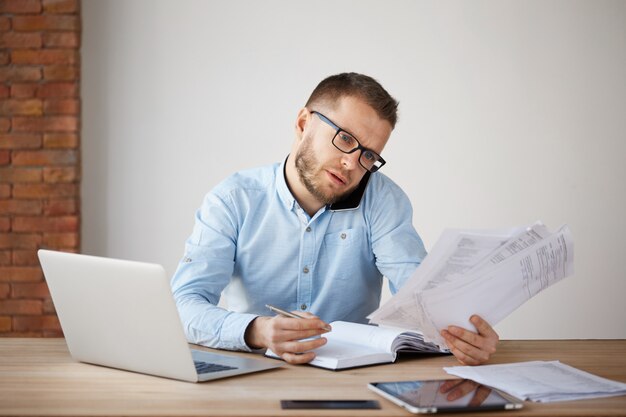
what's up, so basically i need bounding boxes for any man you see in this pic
[171,73,499,366]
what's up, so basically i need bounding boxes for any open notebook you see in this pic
[266,321,448,370]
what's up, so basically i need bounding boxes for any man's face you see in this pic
[294,96,392,205]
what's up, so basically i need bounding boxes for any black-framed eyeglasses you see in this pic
[311,110,386,173]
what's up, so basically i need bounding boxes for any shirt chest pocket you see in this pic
[323,228,360,247]
[322,227,367,280]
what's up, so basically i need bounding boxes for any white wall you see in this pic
[82,0,626,339]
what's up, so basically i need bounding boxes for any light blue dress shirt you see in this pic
[170,159,426,351]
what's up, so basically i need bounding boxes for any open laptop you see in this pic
[38,249,282,382]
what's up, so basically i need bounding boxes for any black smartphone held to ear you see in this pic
[280,399,380,410]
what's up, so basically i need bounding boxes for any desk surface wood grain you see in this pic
[1,338,625,417]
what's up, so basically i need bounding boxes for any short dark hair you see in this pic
[305,72,399,129]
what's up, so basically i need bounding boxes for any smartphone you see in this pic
[280,400,380,409]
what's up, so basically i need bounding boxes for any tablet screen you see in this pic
[369,379,523,413]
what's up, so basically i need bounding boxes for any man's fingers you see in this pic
[442,329,489,365]
[281,351,317,365]
[470,315,499,340]
[279,336,327,354]
[274,316,330,332]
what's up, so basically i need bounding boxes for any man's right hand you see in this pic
[244,312,331,364]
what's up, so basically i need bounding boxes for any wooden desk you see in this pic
[0,339,625,416]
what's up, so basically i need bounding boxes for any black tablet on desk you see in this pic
[368,379,523,414]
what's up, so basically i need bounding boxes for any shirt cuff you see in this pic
[220,312,260,352]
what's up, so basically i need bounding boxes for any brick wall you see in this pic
[0,0,80,336]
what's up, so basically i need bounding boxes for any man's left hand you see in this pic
[440,315,499,365]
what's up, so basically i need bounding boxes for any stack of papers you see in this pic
[368,222,574,348]
[444,361,626,402]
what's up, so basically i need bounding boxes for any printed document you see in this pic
[368,222,574,348]
[444,361,626,402]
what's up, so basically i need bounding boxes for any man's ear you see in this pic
[294,108,310,140]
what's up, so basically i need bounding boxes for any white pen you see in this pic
[265,304,332,331]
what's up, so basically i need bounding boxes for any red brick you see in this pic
[44,328,64,337]
[12,15,79,32]
[0,167,41,183]
[11,281,50,298]
[0,282,9,297]
[12,149,77,165]
[0,233,42,249]
[7,330,44,336]
[43,166,77,182]
[11,49,78,65]
[12,249,39,266]
[42,232,76,248]
[0,150,9,165]
[43,0,78,14]
[42,65,78,81]
[13,314,60,332]
[0,51,8,66]
[13,215,77,233]
[0,199,42,214]
[0,32,42,48]
[0,67,42,82]
[43,198,76,215]
[43,98,78,115]
[42,297,55,313]
[0,183,10,197]
[0,85,8,98]
[0,267,43,282]
[0,316,10,331]
[0,217,9,232]
[12,116,78,132]
[43,132,77,148]
[0,167,42,182]
[0,0,42,14]
[0,117,9,132]
[0,251,10,266]
[43,31,78,48]
[0,98,43,116]
[0,133,41,149]
[37,82,77,98]
[10,83,38,98]
[0,17,11,31]
[12,183,76,198]
[0,299,42,314]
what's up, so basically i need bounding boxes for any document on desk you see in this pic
[368,222,574,348]
[444,361,626,402]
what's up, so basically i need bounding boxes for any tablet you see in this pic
[368,379,523,414]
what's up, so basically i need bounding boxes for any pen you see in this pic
[265,304,332,331]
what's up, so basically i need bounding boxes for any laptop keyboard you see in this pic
[194,360,238,374]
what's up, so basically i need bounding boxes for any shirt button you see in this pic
[301,304,307,310]
[303,267,309,273]
[306,226,312,232]
[340,233,347,239]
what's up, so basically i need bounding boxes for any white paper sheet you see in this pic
[444,361,626,402]
[369,222,574,347]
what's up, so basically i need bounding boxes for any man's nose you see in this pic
[341,151,360,170]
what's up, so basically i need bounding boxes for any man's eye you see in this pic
[340,133,355,145]
[363,151,376,161]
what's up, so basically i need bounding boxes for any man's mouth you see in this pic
[326,170,348,185]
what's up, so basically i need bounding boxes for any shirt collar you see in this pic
[276,156,296,210]
[275,155,371,212]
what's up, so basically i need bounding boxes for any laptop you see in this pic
[38,249,282,382]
